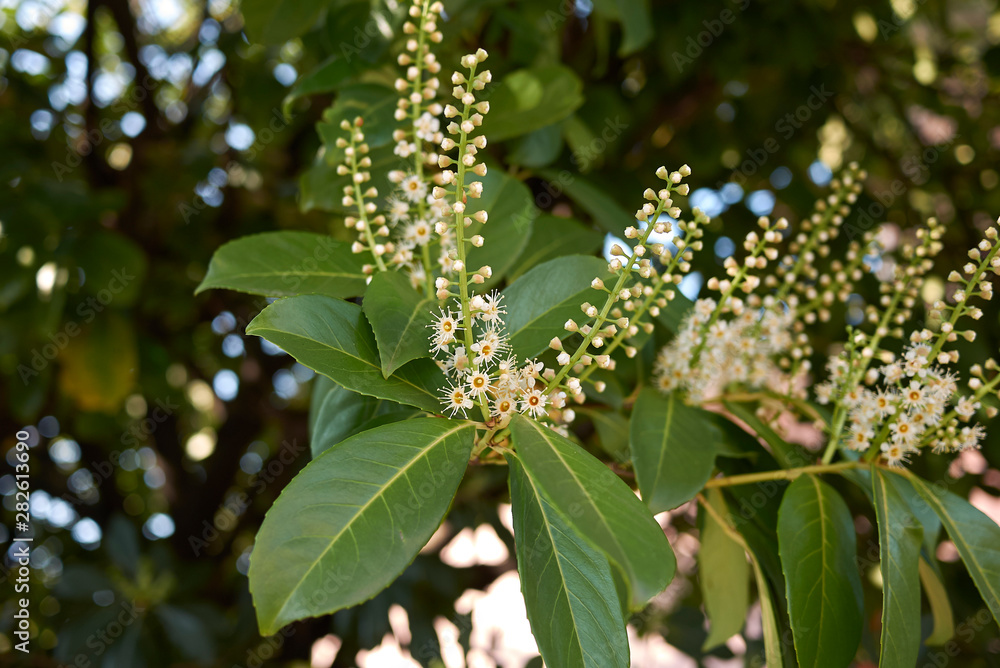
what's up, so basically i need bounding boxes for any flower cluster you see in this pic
[544,166,705,404]
[818,219,1000,466]
[429,293,556,423]
[654,300,796,398]
[652,165,872,402]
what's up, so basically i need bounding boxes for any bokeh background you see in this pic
[3,0,1000,665]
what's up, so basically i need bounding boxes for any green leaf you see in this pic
[508,124,564,168]
[308,375,419,458]
[240,0,328,45]
[509,414,674,609]
[195,232,366,298]
[777,475,863,668]
[872,469,923,668]
[249,418,475,634]
[918,557,955,645]
[507,215,604,282]
[613,0,653,55]
[724,402,810,470]
[507,456,630,668]
[579,408,630,464]
[284,56,354,115]
[699,489,749,650]
[485,66,584,141]
[630,389,720,513]
[464,168,536,287]
[363,271,435,378]
[504,255,612,359]
[246,295,444,412]
[885,473,942,561]
[537,170,632,235]
[908,473,1000,629]
[318,84,399,159]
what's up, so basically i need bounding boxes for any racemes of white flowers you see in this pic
[817,219,1000,466]
[428,292,556,423]
[653,165,869,401]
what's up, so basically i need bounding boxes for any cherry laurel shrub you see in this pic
[198,2,1000,666]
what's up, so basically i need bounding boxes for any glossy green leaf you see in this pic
[509,414,674,609]
[613,0,653,54]
[308,375,419,458]
[908,473,1000,628]
[537,170,632,235]
[752,557,785,667]
[284,56,354,115]
[504,255,612,359]
[508,214,604,282]
[580,408,630,464]
[918,557,955,645]
[777,475,863,668]
[318,84,399,160]
[485,66,584,141]
[724,402,809,470]
[241,0,327,45]
[246,295,444,412]
[508,124,564,168]
[872,469,923,668]
[464,168,536,287]
[195,232,366,298]
[507,456,630,668]
[630,389,720,513]
[363,271,435,378]
[249,419,475,634]
[886,472,942,561]
[699,489,749,650]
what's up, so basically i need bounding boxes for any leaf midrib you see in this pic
[247,325,436,406]
[522,418,633,598]
[271,421,470,626]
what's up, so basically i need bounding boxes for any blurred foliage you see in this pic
[1,0,1000,665]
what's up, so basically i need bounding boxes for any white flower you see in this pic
[521,388,548,418]
[394,140,417,158]
[846,424,873,451]
[881,362,904,384]
[442,385,473,416]
[467,371,490,397]
[471,329,504,367]
[429,309,460,351]
[889,414,920,446]
[475,290,505,323]
[414,111,440,142]
[400,174,427,202]
[492,394,516,419]
[404,220,433,246]
[957,424,984,451]
[387,197,411,225]
[881,442,913,468]
[955,397,980,419]
[901,381,926,409]
[694,298,716,319]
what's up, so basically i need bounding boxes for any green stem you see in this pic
[348,133,387,273]
[703,461,863,488]
[544,200,667,395]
